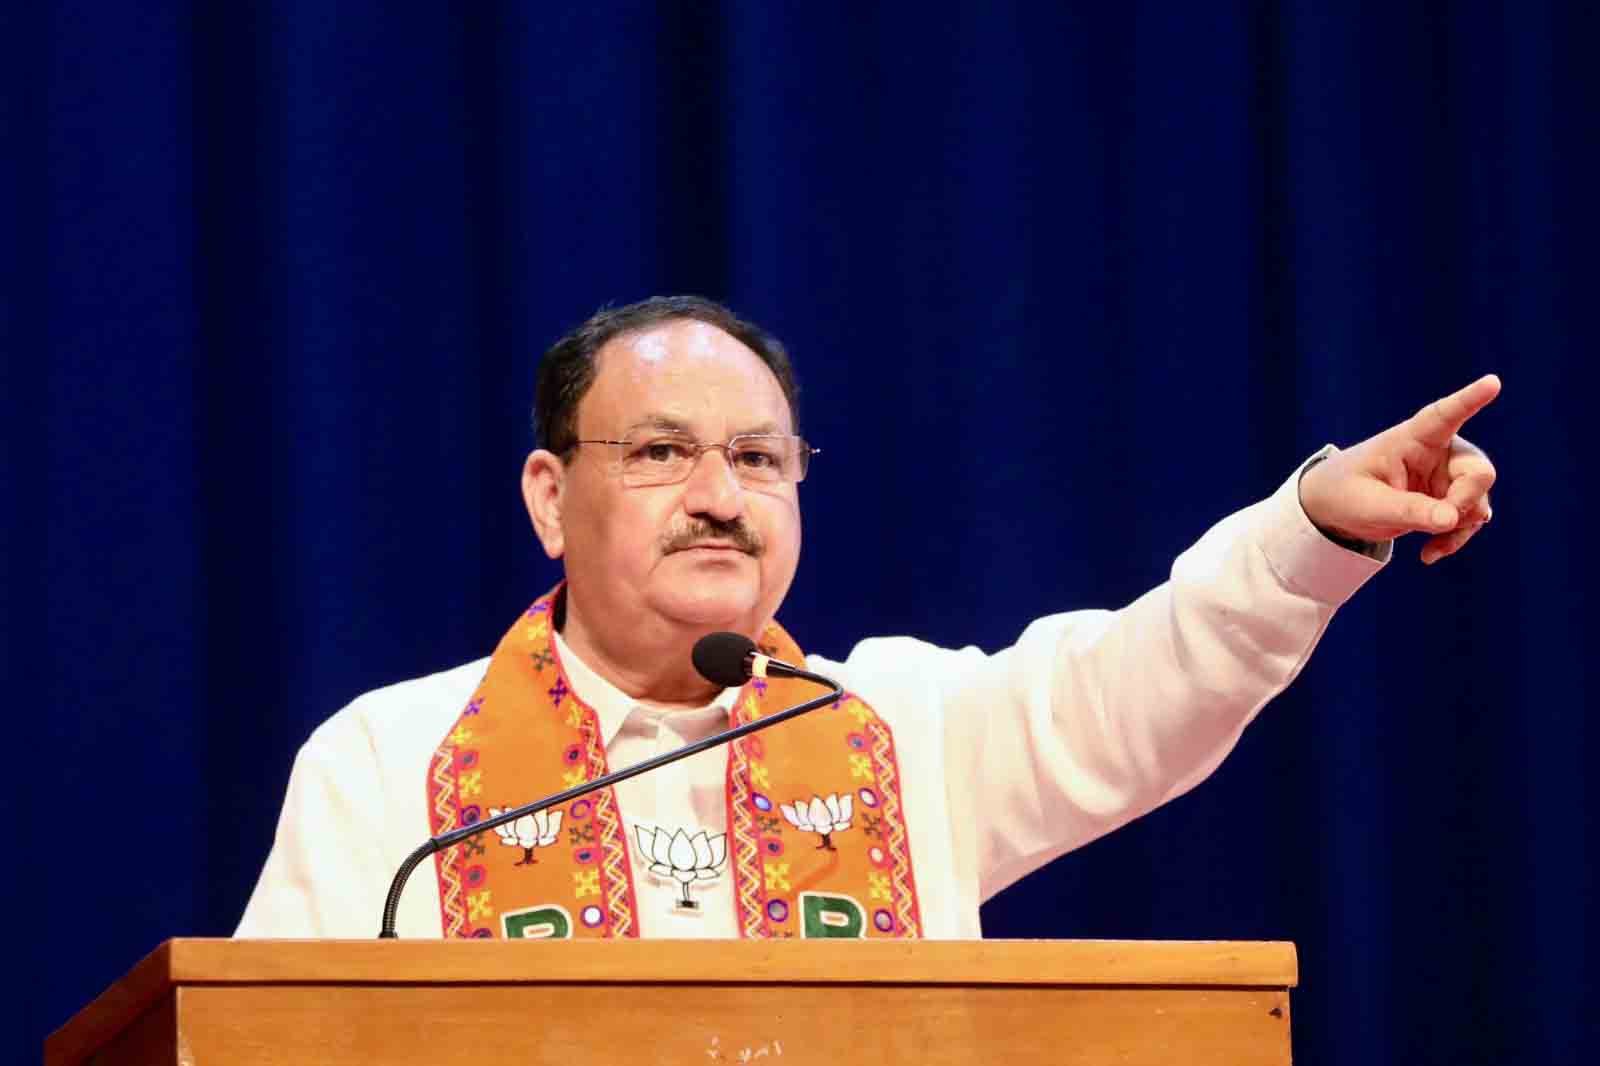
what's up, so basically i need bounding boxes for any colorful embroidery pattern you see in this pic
[426,585,919,939]
[726,729,770,937]
[430,745,468,936]
[865,713,921,936]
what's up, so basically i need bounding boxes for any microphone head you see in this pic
[692,631,756,688]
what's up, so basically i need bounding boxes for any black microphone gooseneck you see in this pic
[377,632,842,938]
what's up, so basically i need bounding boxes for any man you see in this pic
[236,295,1498,940]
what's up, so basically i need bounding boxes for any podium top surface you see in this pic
[134,936,1292,985]
[147,936,1298,985]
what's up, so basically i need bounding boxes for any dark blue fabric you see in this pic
[7,4,1594,1062]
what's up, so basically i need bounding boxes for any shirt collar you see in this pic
[553,630,740,746]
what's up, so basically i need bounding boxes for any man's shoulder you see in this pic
[349,657,492,714]
[805,610,1123,715]
[307,657,491,756]
[809,612,1097,681]
[808,633,990,702]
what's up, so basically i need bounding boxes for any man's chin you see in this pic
[650,577,764,630]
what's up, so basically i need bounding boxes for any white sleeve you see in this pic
[233,716,392,938]
[939,456,1387,901]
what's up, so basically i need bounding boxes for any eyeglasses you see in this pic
[568,433,819,487]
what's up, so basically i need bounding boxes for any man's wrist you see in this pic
[1298,453,1387,557]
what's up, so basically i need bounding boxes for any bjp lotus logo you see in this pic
[779,793,853,851]
[635,825,728,910]
[487,807,563,866]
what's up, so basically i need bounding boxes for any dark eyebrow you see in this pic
[620,416,789,438]
[620,415,693,437]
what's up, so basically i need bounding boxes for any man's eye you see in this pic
[733,448,777,469]
[636,441,691,463]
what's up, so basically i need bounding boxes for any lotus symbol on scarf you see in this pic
[779,793,853,851]
[487,807,563,866]
[634,825,728,910]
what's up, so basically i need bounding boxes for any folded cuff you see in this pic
[1258,446,1390,607]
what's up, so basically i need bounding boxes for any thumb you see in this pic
[1359,481,1459,535]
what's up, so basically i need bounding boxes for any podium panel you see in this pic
[48,938,1297,1065]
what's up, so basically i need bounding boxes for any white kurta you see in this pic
[235,456,1386,939]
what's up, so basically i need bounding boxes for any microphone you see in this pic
[691,631,755,686]
[691,631,830,686]
[377,632,843,938]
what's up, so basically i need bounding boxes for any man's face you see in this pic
[552,319,802,636]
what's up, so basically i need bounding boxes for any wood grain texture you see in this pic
[176,983,1292,1066]
[82,991,177,1066]
[46,943,174,1066]
[171,936,1299,985]
[47,938,1298,1066]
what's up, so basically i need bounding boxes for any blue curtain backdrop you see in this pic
[5,3,1594,1063]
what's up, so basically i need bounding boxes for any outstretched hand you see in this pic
[1298,375,1501,564]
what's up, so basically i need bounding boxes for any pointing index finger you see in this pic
[1408,374,1502,445]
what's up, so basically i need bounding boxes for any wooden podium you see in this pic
[47,938,1296,1064]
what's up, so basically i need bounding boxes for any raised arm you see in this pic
[944,375,1501,900]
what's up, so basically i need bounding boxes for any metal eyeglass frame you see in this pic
[567,434,820,486]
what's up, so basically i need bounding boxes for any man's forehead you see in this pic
[598,319,763,374]
[623,321,721,365]
[582,321,792,433]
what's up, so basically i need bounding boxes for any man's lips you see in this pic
[673,541,748,553]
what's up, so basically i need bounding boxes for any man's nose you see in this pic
[681,447,745,521]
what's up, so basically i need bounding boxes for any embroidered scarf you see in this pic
[427,585,922,940]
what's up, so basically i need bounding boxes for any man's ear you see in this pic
[522,449,567,560]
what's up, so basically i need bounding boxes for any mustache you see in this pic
[661,517,765,556]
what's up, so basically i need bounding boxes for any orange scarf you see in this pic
[427,586,922,939]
